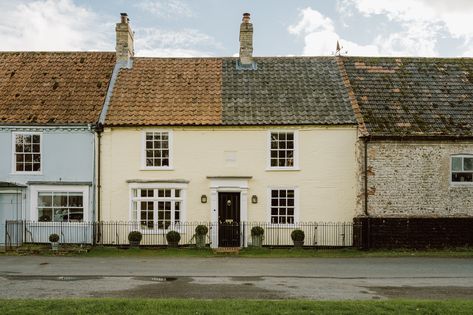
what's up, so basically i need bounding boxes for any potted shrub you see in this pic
[291,229,305,248]
[195,225,208,248]
[166,230,181,248]
[49,233,60,251]
[251,226,264,247]
[128,231,143,248]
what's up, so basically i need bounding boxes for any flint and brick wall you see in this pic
[361,140,473,217]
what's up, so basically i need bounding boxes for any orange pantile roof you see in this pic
[106,58,223,125]
[0,52,115,124]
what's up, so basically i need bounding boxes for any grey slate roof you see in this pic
[342,57,473,137]
[221,57,356,125]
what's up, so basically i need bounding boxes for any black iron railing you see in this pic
[4,220,358,249]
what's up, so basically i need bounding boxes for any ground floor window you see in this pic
[270,188,296,224]
[37,192,84,222]
[451,155,473,183]
[131,187,183,230]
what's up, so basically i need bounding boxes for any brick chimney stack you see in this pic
[115,13,134,63]
[239,13,253,65]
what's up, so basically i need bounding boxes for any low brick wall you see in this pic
[354,217,473,249]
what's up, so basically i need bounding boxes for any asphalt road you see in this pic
[1,256,472,300]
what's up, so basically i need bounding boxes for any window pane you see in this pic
[53,194,68,207]
[38,193,52,207]
[69,195,83,207]
[452,157,462,171]
[38,208,52,221]
[464,158,473,171]
[32,135,40,143]
[452,172,473,182]
[54,208,67,222]
[69,209,83,222]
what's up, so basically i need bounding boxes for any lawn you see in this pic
[1,299,473,315]
[4,245,473,258]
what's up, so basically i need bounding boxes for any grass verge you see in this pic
[1,299,473,315]
[4,245,473,258]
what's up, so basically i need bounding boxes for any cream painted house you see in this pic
[98,13,358,247]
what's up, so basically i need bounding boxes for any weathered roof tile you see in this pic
[0,52,116,124]
[342,56,473,137]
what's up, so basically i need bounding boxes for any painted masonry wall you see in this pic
[0,127,95,221]
[100,126,357,223]
[363,140,473,217]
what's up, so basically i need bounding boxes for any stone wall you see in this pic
[365,140,473,217]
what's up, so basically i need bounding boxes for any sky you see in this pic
[0,0,472,57]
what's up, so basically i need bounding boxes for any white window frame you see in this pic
[267,186,299,227]
[30,185,89,222]
[11,131,43,175]
[129,182,187,233]
[450,154,473,186]
[266,130,299,171]
[141,130,174,170]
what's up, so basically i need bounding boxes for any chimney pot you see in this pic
[120,13,128,24]
[242,13,250,23]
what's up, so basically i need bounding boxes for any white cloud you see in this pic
[135,28,221,57]
[340,0,473,56]
[289,7,379,56]
[288,8,334,35]
[134,0,193,19]
[0,0,112,51]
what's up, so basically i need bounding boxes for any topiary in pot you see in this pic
[251,226,264,247]
[49,233,60,251]
[128,231,143,248]
[166,230,181,248]
[291,229,305,248]
[195,225,208,248]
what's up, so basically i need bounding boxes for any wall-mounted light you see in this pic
[251,195,258,204]
[201,195,207,203]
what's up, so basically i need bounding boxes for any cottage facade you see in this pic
[341,57,473,248]
[0,52,115,245]
[99,15,359,247]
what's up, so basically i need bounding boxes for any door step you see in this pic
[214,247,240,254]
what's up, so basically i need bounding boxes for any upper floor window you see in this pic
[142,131,172,169]
[451,155,473,183]
[269,131,298,169]
[13,132,41,173]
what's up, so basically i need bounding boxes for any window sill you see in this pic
[140,167,174,171]
[11,171,43,176]
[265,224,298,228]
[450,182,473,188]
[265,167,300,172]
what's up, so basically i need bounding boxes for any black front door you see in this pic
[218,192,240,247]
